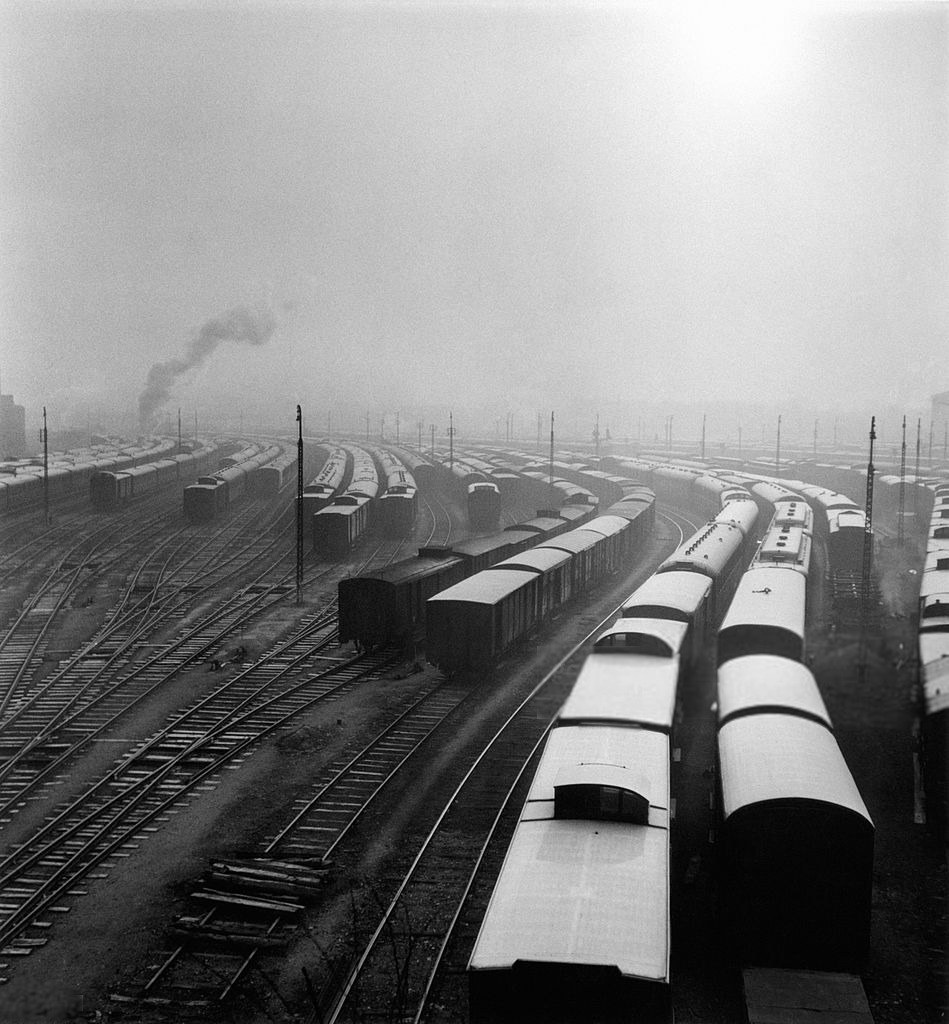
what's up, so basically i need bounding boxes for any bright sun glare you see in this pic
[677,2,801,100]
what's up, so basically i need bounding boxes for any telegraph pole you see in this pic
[449,411,454,469]
[897,416,906,547]
[177,408,182,451]
[418,420,422,451]
[858,416,876,681]
[738,423,742,456]
[929,420,934,467]
[296,405,304,605]
[594,413,600,460]
[365,411,370,442]
[194,410,198,443]
[430,423,435,457]
[701,413,706,461]
[42,406,50,525]
[396,411,400,445]
[813,418,818,458]
[549,411,555,508]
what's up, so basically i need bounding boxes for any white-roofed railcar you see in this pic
[301,446,349,525]
[754,524,813,577]
[468,617,681,1022]
[311,446,379,554]
[657,520,747,622]
[717,566,806,665]
[716,711,874,970]
[716,654,832,729]
[919,542,949,843]
[770,499,814,534]
[621,570,713,666]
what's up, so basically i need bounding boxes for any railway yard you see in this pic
[0,439,945,1024]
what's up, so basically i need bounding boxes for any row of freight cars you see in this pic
[304,445,421,554]
[468,467,873,1023]
[919,480,949,844]
[0,437,182,513]
[338,459,654,650]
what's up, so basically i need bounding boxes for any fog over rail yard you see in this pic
[0,3,947,1024]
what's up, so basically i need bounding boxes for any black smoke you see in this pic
[138,304,276,430]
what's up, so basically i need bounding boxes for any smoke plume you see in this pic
[138,304,276,430]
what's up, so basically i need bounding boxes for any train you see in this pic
[312,446,379,555]
[468,482,757,1022]
[0,437,180,514]
[300,446,350,524]
[919,480,949,844]
[426,503,654,675]
[181,444,284,522]
[374,447,419,537]
[716,499,873,971]
[89,442,219,509]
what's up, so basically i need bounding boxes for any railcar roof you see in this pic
[716,655,830,727]
[622,570,713,617]
[720,567,806,632]
[493,547,572,573]
[538,529,602,555]
[595,617,689,656]
[345,555,463,586]
[427,568,537,604]
[529,725,669,806]
[468,815,669,980]
[718,715,871,823]
[558,654,679,729]
[581,514,631,538]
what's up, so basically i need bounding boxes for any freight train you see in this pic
[0,437,179,513]
[89,442,219,509]
[182,444,284,522]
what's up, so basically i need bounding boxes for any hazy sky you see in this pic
[1,0,946,436]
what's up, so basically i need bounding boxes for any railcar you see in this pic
[717,704,874,970]
[770,499,814,534]
[301,447,349,521]
[89,444,218,509]
[183,475,229,521]
[621,570,713,666]
[250,447,296,496]
[312,447,379,553]
[427,515,637,674]
[656,520,746,622]
[467,480,501,530]
[827,507,868,574]
[468,617,684,1023]
[754,524,813,577]
[218,444,264,469]
[717,565,806,665]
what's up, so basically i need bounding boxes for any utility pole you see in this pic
[194,410,197,443]
[594,413,600,460]
[549,411,555,508]
[418,420,422,451]
[738,423,742,456]
[296,405,304,605]
[813,418,818,458]
[834,416,838,448]
[449,411,454,469]
[42,406,50,525]
[668,415,673,454]
[239,409,243,435]
[430,423,435,457]
[776,414,782,475]
[897,416,906,547]
[536,411,542,453]
[177,408,182,451]
[929,420,934,467]
[365,411,370,442]
[396,411,400,445]
[858,416,876,682]
[701,413,706,461]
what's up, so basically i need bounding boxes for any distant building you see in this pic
[0,391,26,458]
[933,391,949,456]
